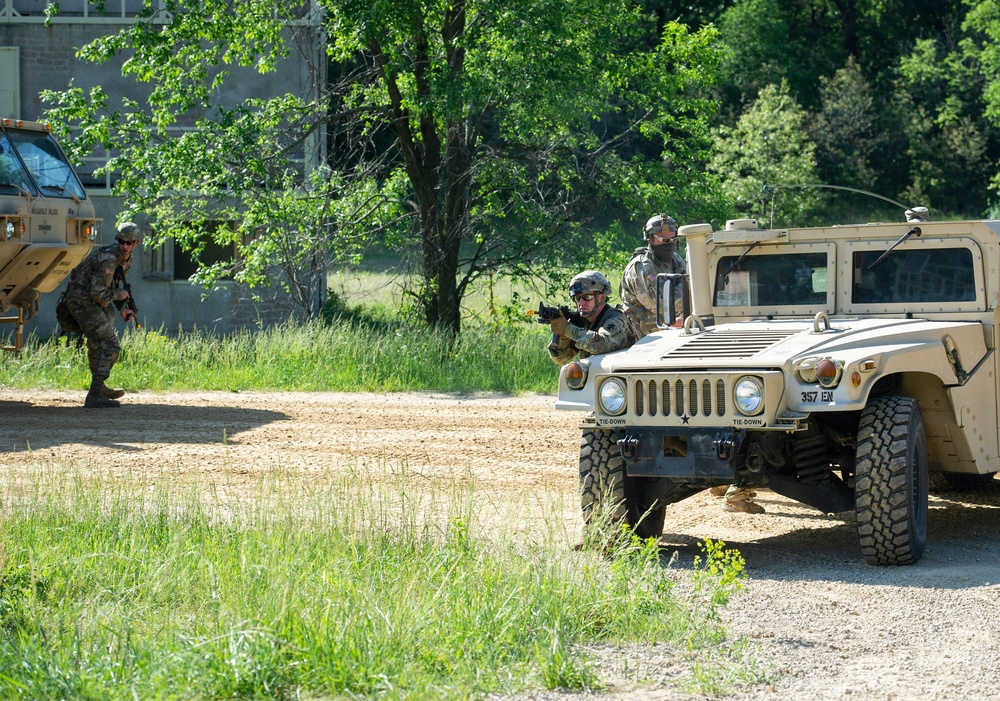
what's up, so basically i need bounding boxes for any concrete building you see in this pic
[0,0,325,342]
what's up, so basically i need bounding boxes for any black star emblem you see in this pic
[681,414,690,425]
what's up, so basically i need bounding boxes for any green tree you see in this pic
[894,34,992,215]
[955,0,1000,207]
[811,57,882,190]
[43,0,728,335]
[714,0,794,116]
[708,81,822,225]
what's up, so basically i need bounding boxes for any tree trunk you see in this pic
[308,249,327,320]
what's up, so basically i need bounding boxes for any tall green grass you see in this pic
[0,320,559,394]
[0,463,756,700]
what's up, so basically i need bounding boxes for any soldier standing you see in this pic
[64,221,141,408]
[548,270,629,365]
[619,213,687,341]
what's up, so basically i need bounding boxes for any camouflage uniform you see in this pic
[65,242,132,384]
[548,271,629,365]
[548,304,629,365]
[64,221,140,408]
[620,245,686,339]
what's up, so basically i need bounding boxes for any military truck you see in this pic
[558,211,1000,565]
[0,118,100,350]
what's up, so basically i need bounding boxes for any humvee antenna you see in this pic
[762,184,925,227]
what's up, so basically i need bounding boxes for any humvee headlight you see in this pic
[816,358,843,388]
[4,220,13,240]
[599,377,627,416]
[564,360,587,390]
[733,376,764,416]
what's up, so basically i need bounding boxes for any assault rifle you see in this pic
[525,302,586,327]
[112,266,140,328]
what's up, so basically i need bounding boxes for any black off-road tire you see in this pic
[854,396,928,566]
[579,429,665,540]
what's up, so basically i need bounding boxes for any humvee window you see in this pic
[714,252,828,307]
[0,131,37,195]
[852,248,975,303]
[6,128,86,200]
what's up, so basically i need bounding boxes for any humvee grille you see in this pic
[633,377,728,418]
[667,330,797,359]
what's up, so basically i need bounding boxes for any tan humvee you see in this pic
[558,211,999,565]
[0,118,100,350]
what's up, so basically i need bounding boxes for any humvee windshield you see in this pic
[851,248,975,304]
[0,131,37,195]
[4,128,86,200]
[714,252,828,307]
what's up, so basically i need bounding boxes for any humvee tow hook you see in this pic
[618,436,639,460]
[716,430,746,462]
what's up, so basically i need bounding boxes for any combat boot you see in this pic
[722,499,765,514]
[85,392,120,408]
[85,378,120,408]
[98,383,125,400]
[722,486,764,514]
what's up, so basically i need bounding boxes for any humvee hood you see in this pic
[598,317,988,374]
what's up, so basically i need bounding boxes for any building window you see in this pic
[144,235,171,280]
[171,221,238,282]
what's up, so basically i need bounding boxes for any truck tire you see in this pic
[579,429,665,539]
[854,396,928,565]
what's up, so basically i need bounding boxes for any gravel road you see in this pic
[2,389,998,700]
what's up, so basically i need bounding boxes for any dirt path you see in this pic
[3,389,999,700]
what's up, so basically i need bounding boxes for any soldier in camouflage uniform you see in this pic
[619,213,687,341]
[64,222,141,408]
[548,270,629,365]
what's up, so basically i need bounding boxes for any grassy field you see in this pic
[327,264,617,327]
[0,320,560,394]
[0,463,757,700]
[0,267,597,395]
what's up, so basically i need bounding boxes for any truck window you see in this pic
[0,131,37,195]
[714,252,828,307]
[852,248,975,303]
[5,128,86,200]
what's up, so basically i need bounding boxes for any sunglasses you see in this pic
[649,232,676,244]
[572,293,598,303]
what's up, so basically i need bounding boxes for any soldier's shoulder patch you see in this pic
[604,316,627,333]
[104,267,114,275]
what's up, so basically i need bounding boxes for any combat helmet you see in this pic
[569,270,611,298]
[642,213,678,239]
[116,222,142,243]
[643,213,679,257]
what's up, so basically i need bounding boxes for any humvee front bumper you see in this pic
[617,427,745,479]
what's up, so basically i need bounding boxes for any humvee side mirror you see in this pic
[655,273,690,328]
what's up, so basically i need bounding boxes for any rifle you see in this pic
[525,301,586,327]
[112,266,141,329]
